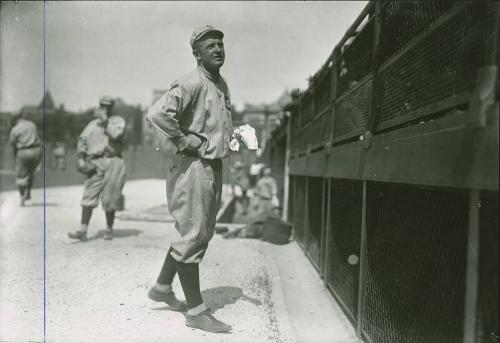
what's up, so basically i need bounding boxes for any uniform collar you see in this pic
[198,66,221,83]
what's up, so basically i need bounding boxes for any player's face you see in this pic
[95,105,111,122]
[194,35,225,71]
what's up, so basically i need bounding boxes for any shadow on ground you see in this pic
[25,202,59,207]
[90,228,143,241]
[70,228,143,243]
[203,286,262,311]
[150,286,261,312]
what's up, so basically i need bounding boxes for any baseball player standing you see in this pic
[8,112,42,206]
[146,25,236,333]
[255,167,279,214]
[67,96,126,242]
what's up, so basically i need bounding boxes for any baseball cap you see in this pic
[190,25,224,48]
[99,95,115,107]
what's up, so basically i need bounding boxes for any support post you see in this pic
[322,178,332,286]
[356,181,368,337]
[463,190,481,343]
[282,116,291,221]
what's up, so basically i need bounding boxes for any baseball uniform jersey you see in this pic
[147,66,232,263]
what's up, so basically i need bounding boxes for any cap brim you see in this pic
[194,29,224,45]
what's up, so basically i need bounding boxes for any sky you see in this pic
[0,1,367,112]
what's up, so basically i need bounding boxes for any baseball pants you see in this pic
[166,155,222,264]
[81,156,126,211]
[15,146,42,187]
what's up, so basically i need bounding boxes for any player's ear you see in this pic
[192,49,201,62]
[192,44,202,63]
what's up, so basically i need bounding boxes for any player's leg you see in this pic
[68,169,103,241]
[25,147,42,201]
[26,176,32,200]
[100,157,126,240]
[169,158,230,333]
[15,150,30,206]
[148,247,186,311]
[176,261,203,309]
[104,210,114,240]
[178,260,230,333]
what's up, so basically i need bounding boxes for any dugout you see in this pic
[270,1,499,342]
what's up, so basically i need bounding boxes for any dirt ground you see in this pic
[0,179,358,343]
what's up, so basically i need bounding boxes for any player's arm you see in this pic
[8,130,18,157]
[76,122,93,159]
[75,123,98,175]
[146,83,201,152]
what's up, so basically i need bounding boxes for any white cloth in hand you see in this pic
[230,137,240,151]
[237,124,258,150]
[106,115,126,139]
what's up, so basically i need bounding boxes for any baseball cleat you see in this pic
[185,309,232,333]
[148,288,187,312]
[67,230,87,242]
[104,229,113,240]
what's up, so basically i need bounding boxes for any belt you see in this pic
[88,152,122,159]
[177,150,199,158]
[18,144,40,150]
[177,152,221,165]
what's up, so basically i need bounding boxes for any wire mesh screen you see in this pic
[326,179,363,324]
[305,177,324,267]
[377,3,496,130]
[290,108,300,134]
[337,17,374,97]
[310,108,332,149]
[334,76,372,141]
[477,191,499,343]
[379,0,456,62]
[292,176,307,245]
[290,135,298,156]
[296,126,310,155]
[290,106,301,155]
[300,94,313,127]
[314,69,332,114]
[362,183,469,343]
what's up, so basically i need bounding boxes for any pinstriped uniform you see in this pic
[146,67,232,263]
[165,156,222,263]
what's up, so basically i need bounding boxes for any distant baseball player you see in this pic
[255,167,279,215]
[232,161,250,215]
[67,96,126,242]
[8,112,42,206]
[146,25,237,333]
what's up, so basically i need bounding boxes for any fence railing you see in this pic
[289,1,498,153]
[275,1,499,342]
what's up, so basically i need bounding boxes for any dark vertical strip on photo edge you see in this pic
[43,1,47,342]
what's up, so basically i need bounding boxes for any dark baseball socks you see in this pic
[150,248,186,311]
[79,207,114,232]
[80,206,92,228]
[157,248,177,285]
[18,186,27,206]
[176,261,207,315]
[105,211,115,229]
[153,249,206,315]
[68,207,114,241]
